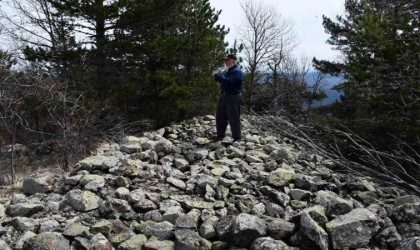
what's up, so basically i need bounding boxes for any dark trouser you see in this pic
[216,93,241,139]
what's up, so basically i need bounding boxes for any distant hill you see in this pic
[305,72,344,107]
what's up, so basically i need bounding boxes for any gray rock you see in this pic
[22,232,70,250]
[289,189,312,201]
[294,174,320,192]
[314,190,353,217]
[118,234,147,250]
[300,212,329,250]
[199,216,218,239]
[397,223,420,238]
[11,194,28,205]
[15,231,36,250]
[289,230,320,250]
[99,198,134,219]
[111,231,136,246]
[90,233,113,250]
[65,189,102,211]
[265,203,285,218]
[63,222,90,237]
[81,174,105,191]
[251,203,266,216]
[266,218,296,240]
[136,221,174,240]
[71,237,92,250]
[39,220,61,233]
[267,168,296,187]
[79,155,112,169]
[299,205,328,228]
[91,219,113,237]
[6,203,44,217]
[155,139,173,154]
[115,187,130,199]
[394,195,420,206]
[326,208,380,249]
[216,215,235,241]
[174,157,189,170]
[10,217,40,232]
[395,237,420,250]
[115,176,130,188]
[23,177,49,195]
[174,229,211,250]
[143,239,175,250]
[184,199,215,210]
[374,226,403,249]
[250,237,290,250]
[166,177,186,190]
[140,140,156,151]
[197,174,218,189]
[231,213,267,247]
[175,215,197,229]
[161,206,184,224]
[121,143,142,154]
[392,203,420,223]
[0,239,12,250]
[128,189,146,204]
[144,210,163,222]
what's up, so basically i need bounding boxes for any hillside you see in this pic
[0,115,418,249]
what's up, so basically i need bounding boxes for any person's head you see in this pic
[223,54,237,68]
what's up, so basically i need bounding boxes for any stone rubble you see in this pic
[0,115,419,249]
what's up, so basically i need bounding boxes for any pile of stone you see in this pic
[0,115,419,250]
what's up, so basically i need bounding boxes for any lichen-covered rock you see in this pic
[6,203,44,217]
[143,239,175,250]
[136,221,174,240]
[118,234,147,250]
[374,226,403,249]
[9,217,40,232]
[266,218,296,240]
[90,233,113,250]
[314,190,353,217]
[22,232,70,250]
[395,237,420,250]
[326,208,380,249]
[65,189,102,211]
[0,239,11,250]
[231,213,267,247]
[267,168,296,187]
[300,212,329,250]
[251,237,290,250]
[392,203,420,223]
[1,115,418,250]
[22,177,49,195]
[299,205,328,228]
[174,229,211,250]
[78,155,111,169]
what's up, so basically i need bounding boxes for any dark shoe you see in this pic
[233,137,241,142]
[212,136,224,142]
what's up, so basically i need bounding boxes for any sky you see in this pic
[209,0,346,61]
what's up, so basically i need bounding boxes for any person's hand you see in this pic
[212,70,219,76]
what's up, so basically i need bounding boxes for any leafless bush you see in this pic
[247,113,420,196]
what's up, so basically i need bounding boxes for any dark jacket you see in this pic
[214,65,243,95]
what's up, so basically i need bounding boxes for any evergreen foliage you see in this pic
[314,0,420,150]
[13,0,227,125]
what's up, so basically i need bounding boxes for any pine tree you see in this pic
[47,0,123,96]
[314,0,420,147]
[113,0,228,123]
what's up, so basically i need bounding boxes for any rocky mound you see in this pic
[0,115,419,250]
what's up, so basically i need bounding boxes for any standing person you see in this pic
[212,54,243,142]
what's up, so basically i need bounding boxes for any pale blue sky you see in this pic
[209,0,345,61]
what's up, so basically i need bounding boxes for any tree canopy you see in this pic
[314,0,420,148]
